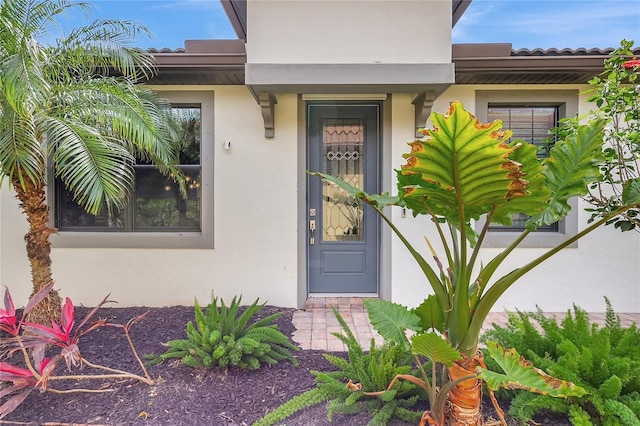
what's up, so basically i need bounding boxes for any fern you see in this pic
[255,306,423,426]
[482,299,640,425]
[145,293,298,370]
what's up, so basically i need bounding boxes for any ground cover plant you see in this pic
[0,283,153,419]
[145,293,299,370]
[482,300,640,425]
[255,307,425,426]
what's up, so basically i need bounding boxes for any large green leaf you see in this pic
[478,341,588,398]
[622,177,640,205]
[364,299,420,350]
[412,295,445,333]
[527,121,605,228]
[411,333,461,366]
[307,171,399,209]
[491,141,550,226]
[397,101,528,234]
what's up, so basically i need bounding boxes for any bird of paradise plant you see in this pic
[311,101,640,425]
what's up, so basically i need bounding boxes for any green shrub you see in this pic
[145,293,299,370]
[254,307,424,426]
[482,298,640,425]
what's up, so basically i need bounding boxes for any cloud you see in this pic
[453,0,639,49]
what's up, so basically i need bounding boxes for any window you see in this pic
[50,91,214,248]
[475,90,579,248]
[487,105,558,233]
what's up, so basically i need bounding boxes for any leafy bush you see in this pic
[254,307,424,426]
[482,299,640,425]
[146,294,299,370]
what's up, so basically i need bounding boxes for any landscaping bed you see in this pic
[2,305,569,425]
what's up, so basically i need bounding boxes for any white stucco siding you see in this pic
[0,87,301,309]
[387,86,640,313]
[1,191,30,303]
[246,0,452,64]
[2,85,639,314]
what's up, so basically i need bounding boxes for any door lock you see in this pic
[309,220,316,245]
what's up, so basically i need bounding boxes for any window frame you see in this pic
[48,91,215,249]
[474,90,579,248]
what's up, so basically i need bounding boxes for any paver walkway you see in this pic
[291,297,640,351]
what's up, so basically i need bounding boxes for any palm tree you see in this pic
[0,0,183,324]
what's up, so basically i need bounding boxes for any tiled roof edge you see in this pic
[512,47,640,56]
[147,45,640,56]
[148,47,186,53]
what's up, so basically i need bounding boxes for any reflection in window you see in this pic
[55,106,202,232]
[488,105,558,232]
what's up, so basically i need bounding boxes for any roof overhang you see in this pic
[245,63,455,137]
[244,63,454,95]
[220,0,247,41]
[149,40,245,85]
[453,44,611,85]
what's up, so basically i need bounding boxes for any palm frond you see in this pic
[56,18,156,79]
[43,115,134,215]
[0,106,46,187]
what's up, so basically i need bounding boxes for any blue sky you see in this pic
[60,0,640,50]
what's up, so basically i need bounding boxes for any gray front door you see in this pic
[307,103,380,294]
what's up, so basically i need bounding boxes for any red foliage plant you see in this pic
[0,282,153,420]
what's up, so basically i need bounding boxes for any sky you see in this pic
[56,0,640,51]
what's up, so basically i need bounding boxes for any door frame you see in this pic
[296,95,393,308]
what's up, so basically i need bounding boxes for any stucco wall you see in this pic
[388,87,640,313]
[246,0,452,64]
[2,84,639,313]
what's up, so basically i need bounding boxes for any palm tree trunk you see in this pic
[12,176,61,324]
[447,352,483,425]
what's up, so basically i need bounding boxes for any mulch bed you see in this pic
[2,305,570,425]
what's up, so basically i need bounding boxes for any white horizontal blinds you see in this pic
[322,118,365,242]
[488,106,557,158]
[487,105,559,232]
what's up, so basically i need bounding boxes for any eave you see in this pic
[452,44,615,85]
[149,40,246,85]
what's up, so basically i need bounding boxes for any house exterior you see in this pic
[1,0,639,313]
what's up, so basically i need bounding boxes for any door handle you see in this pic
[309,220,316,245]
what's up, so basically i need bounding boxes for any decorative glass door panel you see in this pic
[307,104,380,294]
[322,118,364,242]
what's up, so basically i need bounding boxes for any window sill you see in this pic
[50,231,213,249]
[475,198,578,249]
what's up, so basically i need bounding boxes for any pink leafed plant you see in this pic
[0,282,153,420]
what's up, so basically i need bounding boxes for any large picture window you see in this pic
[50,91,214,248]
[56,106,202,232]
